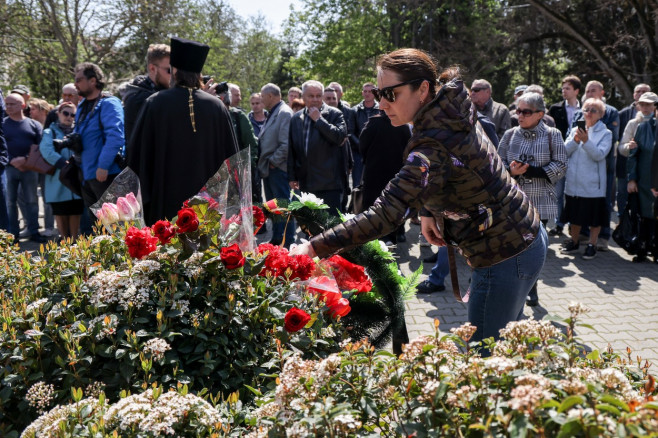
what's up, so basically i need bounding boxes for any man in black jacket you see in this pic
[288,80,348,215]
[349,82,381,188]
[122,44,171,142]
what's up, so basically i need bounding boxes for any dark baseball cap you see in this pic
[11,84,30,95]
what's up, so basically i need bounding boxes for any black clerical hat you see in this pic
[170,37,209,74]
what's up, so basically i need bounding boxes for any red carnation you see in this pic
[152,220,176,245]
[284,307,311,332]
[291,254,316,281]
[257,243,290,277]
[124,226,158,259]
[327,255,373,293]
[176,207,199,233]
[252,206,266,234]
[220,243,245,269]
[327,297,351,318]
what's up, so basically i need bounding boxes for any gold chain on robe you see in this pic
[185,87,197,133]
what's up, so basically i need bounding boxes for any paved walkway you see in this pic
[17,203,658,364]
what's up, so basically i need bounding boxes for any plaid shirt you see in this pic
[498,122,567,220]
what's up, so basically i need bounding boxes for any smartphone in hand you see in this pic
[576,120,586,131]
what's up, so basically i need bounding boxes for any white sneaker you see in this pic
[419,233,430,247]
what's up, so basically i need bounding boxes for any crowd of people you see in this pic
[1,40,657,341]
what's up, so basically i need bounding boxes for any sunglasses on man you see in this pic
[515,108,542,116]
[372,78,426,102]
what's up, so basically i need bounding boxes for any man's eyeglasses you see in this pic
[61,111,76,117]
[372,78,425,102]
[470,87,486,93]
[516,108,541,117]
[582,107,599,114]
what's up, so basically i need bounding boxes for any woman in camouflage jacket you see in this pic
[292,49,548,346]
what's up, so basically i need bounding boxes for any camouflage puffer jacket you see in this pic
[310,79,540,268]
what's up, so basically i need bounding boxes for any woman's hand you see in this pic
[289,241,317,257]
[628,180,638,193]
[509,160,529,176]
[421,216,446,246]
[574,127,588,144]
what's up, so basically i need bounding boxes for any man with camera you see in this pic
[73,62,125,210]
[3,93,45,243]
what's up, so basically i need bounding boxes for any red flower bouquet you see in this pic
[326,255,373,293]
[124,226,158,259]
[257,243,316,280]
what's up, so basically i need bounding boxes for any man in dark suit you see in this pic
[288,80,348,215]
[617,83,651,215]
[547,75,582,236]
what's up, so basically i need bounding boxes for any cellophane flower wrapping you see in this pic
[90,167,145,233]
[197,148,255,253]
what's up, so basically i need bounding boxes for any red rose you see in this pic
[124,226,158,259]
[327,297,351,318]
[257,243,290,277]
[176,207,199,233]
[220,243,245,269]
[152,220,176,245]
[327,255,373,293]
[284,307,311,332]
[291,254,316,280]
[252,206,266,234]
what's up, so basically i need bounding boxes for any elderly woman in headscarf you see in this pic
[498,92,567,306]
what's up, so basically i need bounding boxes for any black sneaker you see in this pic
[526,298,539,307]
[582,244,597,260]
[561,240,580,253]
[29,233,48,243]
[416,279,446,294]
[548,226,563,236]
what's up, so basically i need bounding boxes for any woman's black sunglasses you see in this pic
[372,78,426,102]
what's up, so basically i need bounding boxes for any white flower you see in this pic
[377,240,390,253]
[568,301,591,318]
[25,382,55,413]
[143,338,171,361]
[297,192,325,206]
[91,235,112,246]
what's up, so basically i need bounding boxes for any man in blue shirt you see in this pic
[74,63,125,209]
[3,93,45,242]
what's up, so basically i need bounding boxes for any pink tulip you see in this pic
[101,203,119,225]
[125,192,141,214]
[116,197,135,221]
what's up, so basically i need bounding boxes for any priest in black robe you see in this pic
[127,36,238,225]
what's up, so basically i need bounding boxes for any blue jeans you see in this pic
[555,176,565,227]
[263,167,295,244]
[6,166,40,238]
[352,151,364,187]
[468,224,548,345]
[428,246,449,287]
[616,176,628,217]
[0,168,8,231]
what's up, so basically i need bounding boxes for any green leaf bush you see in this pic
[0,202,347,436]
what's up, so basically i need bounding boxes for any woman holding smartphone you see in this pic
[292,48,547,348]
[560,98,612,260]
[497,92,567,306]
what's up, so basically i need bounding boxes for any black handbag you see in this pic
[612,193,642,255]
[59,159,83,197]
[348,184,365,214]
